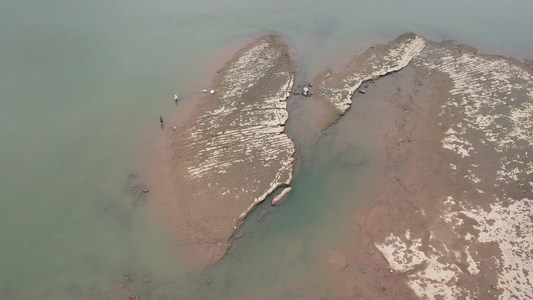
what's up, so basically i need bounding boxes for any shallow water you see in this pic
[1,0,532,298]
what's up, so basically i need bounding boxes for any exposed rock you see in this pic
[302,86,309,96]
[165,34,296,265]
[316,33,425,115]
[271,187,293,205]
[293,90,300,95]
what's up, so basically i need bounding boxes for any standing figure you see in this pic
[160,115,163,123]
[174,94,178,102]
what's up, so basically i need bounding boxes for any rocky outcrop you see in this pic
[316,33,425,115]
[165,34,296,265]
[271,187,293,206]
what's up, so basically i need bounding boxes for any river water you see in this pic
[1,0,531,299]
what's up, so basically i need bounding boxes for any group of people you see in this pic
[160,94,179,123]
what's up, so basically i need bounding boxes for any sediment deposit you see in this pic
[162,35,296,265]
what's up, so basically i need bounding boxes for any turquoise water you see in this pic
[1,0,532,298]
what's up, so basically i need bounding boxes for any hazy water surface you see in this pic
[1,0,532,298]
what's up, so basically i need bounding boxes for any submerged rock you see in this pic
[271,187,293,206]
